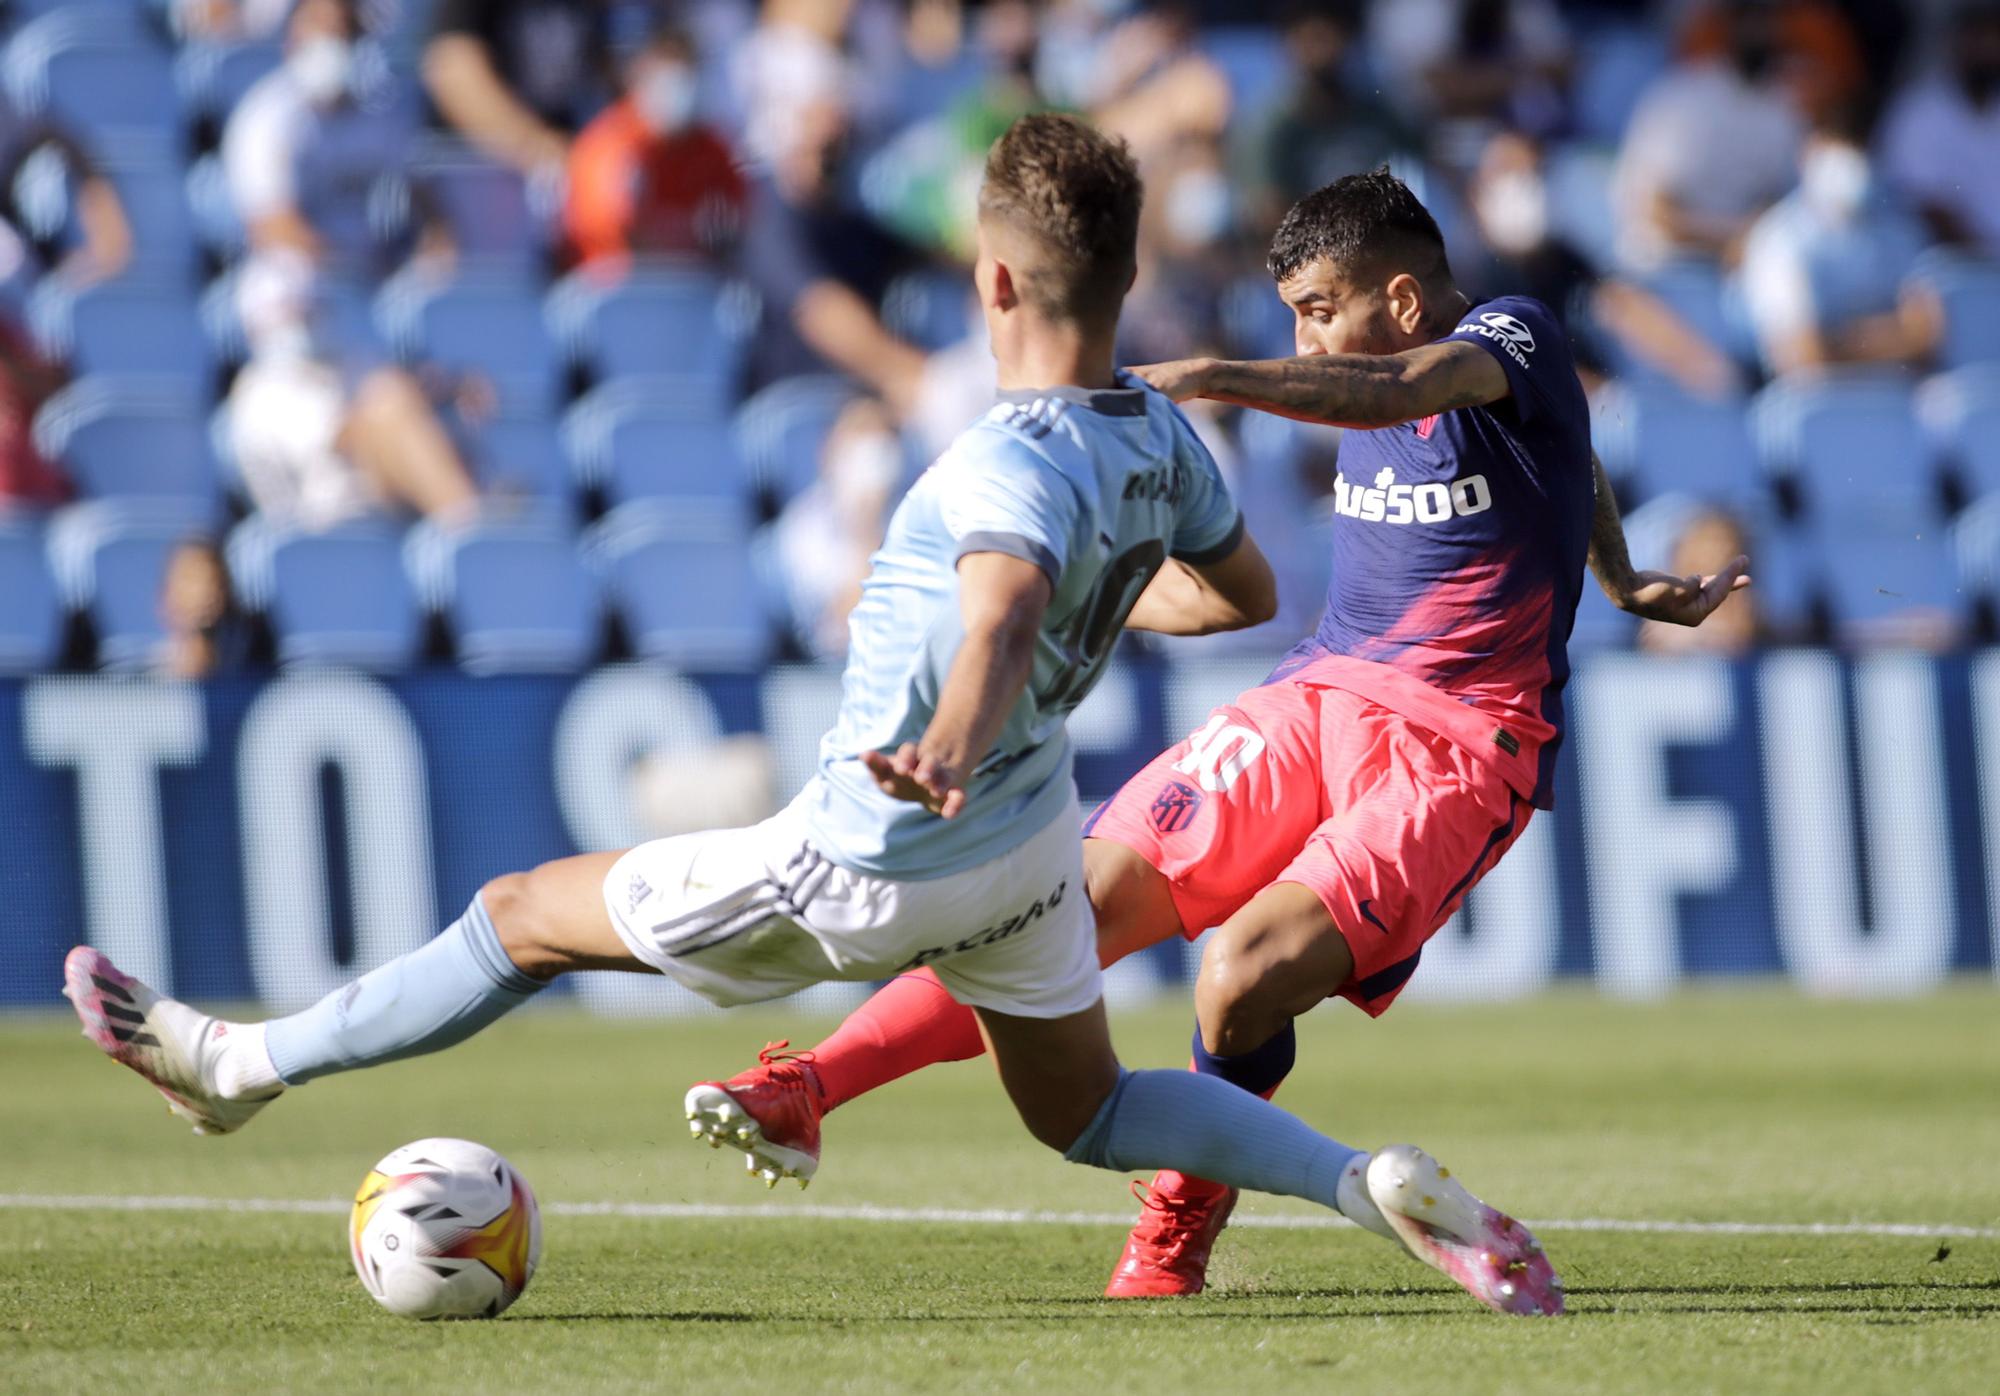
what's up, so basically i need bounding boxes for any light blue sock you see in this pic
[1064,1068,1362,1212]
[264,894,545,1085]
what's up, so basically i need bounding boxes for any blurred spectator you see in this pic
[732,0,860,169]
[736,96,929,409]
[1613,0,1805,270]
[1073,4,1233,165]
[565,26,746,269]
[0,315,68,510]
[0,95,132,294]
[1244,3,1412,227]
[1637,508,1761,654]
[1737,104,1942,377]
[864,0,1044,259]
[766,396,902,658]
[177,0,403,42]
[224,0,424,276]
[1880,0,2000,258]
[1467,130,1741,398]
[423,0,613,178]
[154,540,250,679]
[1675,0,1866,121]
[1367,0,1571,148]
[1122,138,1237,365]
[228,254,480,530]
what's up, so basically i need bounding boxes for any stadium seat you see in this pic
[734,374,858,509]
[0,521,63,673]
[1220,273,1295,360]
[46,500,214,669]
[31,281,214,395]
[1752,373,1936,517]
[377,273,561,413]
[564,383,748,508]
[1918,365,2000,502]
[587,502,770,669]
[1812,503,1964,639]
[1571,24,1668,144]
[1638,260,1757,368]
[1195,27,1289,125]
[410,141,548,272]
[462,413,573,510]
[881,270,974,353]
[547,266,745,392]
[1593,383,1763,508]
[1954,494,2000,604]
[408,519,600,673]
[1919,255,2000,370]
[176,40,282,123]
[3,11,182,144]
[32,387,217,509]
[104,161,201,280]
[264,524,424,669]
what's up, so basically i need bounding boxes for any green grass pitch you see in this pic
[2,989,1996,1394]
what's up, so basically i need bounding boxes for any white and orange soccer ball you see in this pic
[349,1138,541,1319]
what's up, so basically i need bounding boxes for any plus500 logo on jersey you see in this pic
[1335,467,1493,525]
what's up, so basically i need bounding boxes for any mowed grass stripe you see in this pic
[4,1192,1993,1239]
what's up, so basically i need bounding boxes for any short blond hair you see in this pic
[977,113,1142,327]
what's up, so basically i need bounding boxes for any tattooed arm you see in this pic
[1128,340,1510,429]
[1587,453,1751,625]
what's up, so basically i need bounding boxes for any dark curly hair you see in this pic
[1265,167,1452,287]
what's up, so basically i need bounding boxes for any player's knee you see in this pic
[1195,943,1290,1056]
[480,871,565,982]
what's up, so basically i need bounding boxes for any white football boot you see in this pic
[1365,1143,1565,1317]
[62,946,281,1136]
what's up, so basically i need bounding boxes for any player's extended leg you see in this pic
[682,838,1186,1180]
[974,999,1562,1318]
[63,851,638,1135]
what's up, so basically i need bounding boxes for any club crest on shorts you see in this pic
[1149,780,1203,834]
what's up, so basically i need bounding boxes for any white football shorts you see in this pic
[600,798,1102,1018]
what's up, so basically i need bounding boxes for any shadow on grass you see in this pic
[509,1311,759,1324]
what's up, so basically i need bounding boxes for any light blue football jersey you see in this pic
[797,375,1244,879]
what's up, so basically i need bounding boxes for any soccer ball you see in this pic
[349,1138,541,1319]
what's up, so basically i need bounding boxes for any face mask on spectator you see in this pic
[1476,171,1548,254]
[290,36,353,106]
[1165,168,1234,249]
[1800,143,1870,221]
[635,63,698,135]
[1729,36,1777,82]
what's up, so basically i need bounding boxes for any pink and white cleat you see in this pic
[61,946,279,1136]
[1365,1143,1564,1317]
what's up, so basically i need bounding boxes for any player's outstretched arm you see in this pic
[859,551,1052,820]
[1123,530,1277,636]
[1587,454,1751,626]
[1129,340,1509,429]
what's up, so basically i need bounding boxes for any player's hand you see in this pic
[1127,357,1214,402]
[860,744,968,819]
[1612,555,1752,626]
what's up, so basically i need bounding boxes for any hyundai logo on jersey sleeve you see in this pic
[1454,311,1536,368]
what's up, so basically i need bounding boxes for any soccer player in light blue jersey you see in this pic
[63,115,1560,1316]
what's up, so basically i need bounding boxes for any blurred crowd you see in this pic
[1,0,1997,677]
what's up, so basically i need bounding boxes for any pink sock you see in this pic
[810,969,988,1112]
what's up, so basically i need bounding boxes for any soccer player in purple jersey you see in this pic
[696,168,1748,1300]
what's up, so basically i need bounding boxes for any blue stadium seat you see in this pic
[265,525,423,669]
[410,519,600,673]
[564,384,748,508]
[882,270,974,353]
[31,281,214,395]
[588,503,770,669]
[4,13,182,144]
[1812,504,1964,638]
[1919,365,2000,502]
[0,522,63,673]
[1638,260,1757,368]
[548,267,744,391]
[105,161,200,280]
[1954,494,2000,603]
[1195,28,1289,126]
[176,40,282,123]
[1752,374,1936,516]
[1919,255,2000,370]
[734,374,857,508]
[32,387,216,509]
[410,141,548,272]
[1593,383,1763,507]
[463,413,572,509]
[378,273,561,412]
[47,500,214,669]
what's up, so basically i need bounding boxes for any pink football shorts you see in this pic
[1085,677,1530,1016]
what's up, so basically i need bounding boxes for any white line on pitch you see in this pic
[0,1193,1993,1240]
